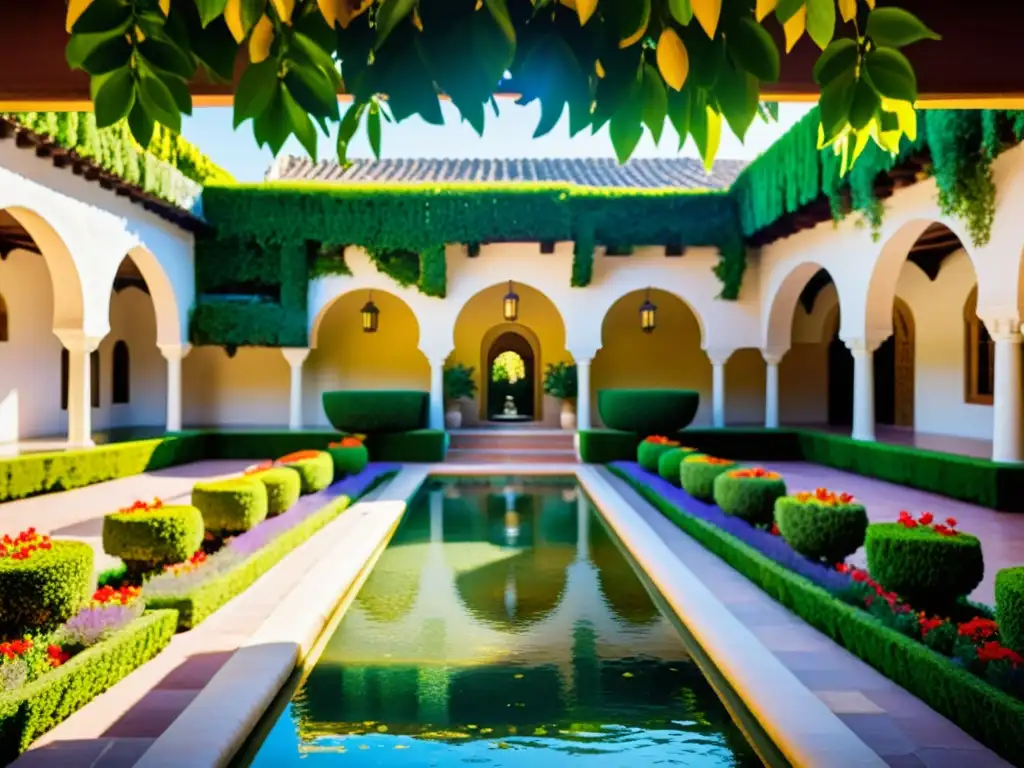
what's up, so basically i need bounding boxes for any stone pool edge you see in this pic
[134,466,429,768]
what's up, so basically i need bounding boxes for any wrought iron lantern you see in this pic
[361,291,379,333]
[639,288,657,333]
[503,280,519,322]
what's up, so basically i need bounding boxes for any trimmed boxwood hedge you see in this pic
[680,457,735,502]
[322,390,428,432]
[637,441,678,473]
[713,472,786,526]
[775,497,868,565]
[102,505,204,569]
[252,467,302,516]
[610,466,1024,767]
[363,429,448,462]
[328,444,369,476]
[0,542,93,635]
[286,452,334,494]
[996,567,1024,654]
[192,478,269,534]
[656,447,698,486]
[578,430,641,464]
[597,389,699,435]
[865,524,984,611]
[0,609,178,762]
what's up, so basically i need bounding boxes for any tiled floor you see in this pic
[810,424,994,459]
[600,468,1013,768]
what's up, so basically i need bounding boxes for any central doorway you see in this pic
[486,331,536,421]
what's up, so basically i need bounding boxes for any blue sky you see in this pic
[181,100,814,182]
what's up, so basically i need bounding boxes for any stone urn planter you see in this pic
[444,364,476,430]
[560,400,577,430]
[544,362,578,431]
[445,402,463,429]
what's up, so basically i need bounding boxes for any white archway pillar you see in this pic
[158,343,191,433]
[762,349,784,429]
[281,348,311,431]
[844,338,883,442]
[427,355,448,431]
[575,357,593,432]
[705,349,732,428]
[990,318,1023,463]
[56,330,102,447]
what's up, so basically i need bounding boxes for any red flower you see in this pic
[729,467,782,480]
[976,641,1024,666]
[919,614,946,637]
[958,617,999,642]
[851,570,868,583]
[796,488,855,506]
[328,436,365,448]
[46,644,69,667]
[918,512,934,525]
[277,450,322,464]
[946,517,958,527]
[91,584,141,606]
[117,498,164,515]
[770,522,780,536]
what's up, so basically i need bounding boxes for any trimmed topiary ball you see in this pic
[638,436,680,472]
[192,478,268,534]
[680,455,736,501]
[283,451,334,494]
[866,513,983,611]
[103,502,204,571]
[656,446,700,486]
[598,389,700,435]
[996,567,1024,653]
[249,467,301,517]
[775,488,867,565]
[327,437,370,477]
[713,468,787,526]
[0,533,92,634]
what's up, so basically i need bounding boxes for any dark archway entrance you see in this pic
[486,332,536,421]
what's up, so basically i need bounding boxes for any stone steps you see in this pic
[446,430,578,463]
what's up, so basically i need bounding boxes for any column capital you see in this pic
[761,348,786,366]
[569,350,597,365]
[984,316,1023,342]
[704,347,733,366]
[842,336,884,355]
[158,343,192,361]
[54,329,103,353]
[281,347,311,367]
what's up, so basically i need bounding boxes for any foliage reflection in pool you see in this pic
[246,477,762,766]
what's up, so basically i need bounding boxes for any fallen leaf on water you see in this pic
[467,724,478,730]
[513,673,524,679]
[394,744,409,750]
[359,744,370,750]
[377,725,388,733]
[480,727,493,734]
[622,672,634,678]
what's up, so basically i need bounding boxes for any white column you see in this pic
[576,492,590,563]
[706,349,732,428]
[991,319,1023,463]
[429,489,444,543]
[763,350,783,429]
[846,338,881,442]
[575,357,592,432]
[158,343,190,433]
[57,330,101,448]
[429,357,445,430]
[281,348,310,430]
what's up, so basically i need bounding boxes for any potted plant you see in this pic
[443,363,477,429]
[543,362,578,429]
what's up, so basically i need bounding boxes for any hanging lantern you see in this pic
[361,291,379,333]
[639,288,657,333]
[503,280,519,322]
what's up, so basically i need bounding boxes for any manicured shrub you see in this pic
[637,436,680,472]
[866,513,984,611]
[363,429,448,462]
[598,389,700,435]
[283,451,334,494]
[327,438,370,476]
[102,502,204,571]
[192,478,268,534]
[996,567,1024,654]
[248,467,301,517]
[713,468,787,526]
[680,455,736,501]
[656,446,700,486]
[322,390,427,432]
[774,488,867,565]
[0,535,92,635]
[578,430,641,463]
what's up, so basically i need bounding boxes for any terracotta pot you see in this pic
[445,404,463,429]
[560,400,577,430]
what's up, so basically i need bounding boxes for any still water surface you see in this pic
[246,477,762,766]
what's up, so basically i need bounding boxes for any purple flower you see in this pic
[58,601,143,647]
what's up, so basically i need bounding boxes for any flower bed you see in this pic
[610,461,1024,765]
[145,464,397,630]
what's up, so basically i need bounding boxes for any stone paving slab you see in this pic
[599,468,1013,768]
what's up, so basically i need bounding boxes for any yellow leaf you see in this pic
[159,0,171,16]
[134,24,146,42]
[225,0,246,42]
[317,0,339,28]
[576,0,598,25]
[702,106,721,171]
[882,97,917,142]
[783,6,806,53]
[838,0,856,23]
[755,0,776,23]
[271,0,295,24]
[865,0,874,7]
[66,0,94,33]
[595,59,605,79]
[412,6,423,31]
[249,15,274,63]
[475,0,483,9]
[691,0,722,39]
[656,28,689,91]
[618,2,650,48]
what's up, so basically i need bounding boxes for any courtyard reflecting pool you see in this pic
[244,477,764,766]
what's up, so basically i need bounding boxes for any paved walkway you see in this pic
[752,461,1024,606]
[601,468,1013,768]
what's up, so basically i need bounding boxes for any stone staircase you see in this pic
[446,429,578,464]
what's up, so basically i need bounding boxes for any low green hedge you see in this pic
[192,478,269,534]
[0,609,178,762]
[252,467,302,516]
[713,471,786,526]
[597,389,699,434]
[327,444,369,476]
[680,457,735,502]
[610,466,1024,767]
[0,541,93,635]
[285,452,334,494]
[322,390,428,432]
[102,505,204,568]
[775,496,868,564]
[996,567,1024,653]
[578,430,642,463]
[148,495,354,630]
[637,440,678,473]
[363,429,448,462]
[656,446,699,486]
[865,523,984,611]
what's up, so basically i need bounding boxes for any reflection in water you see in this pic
[247,477,762,766]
